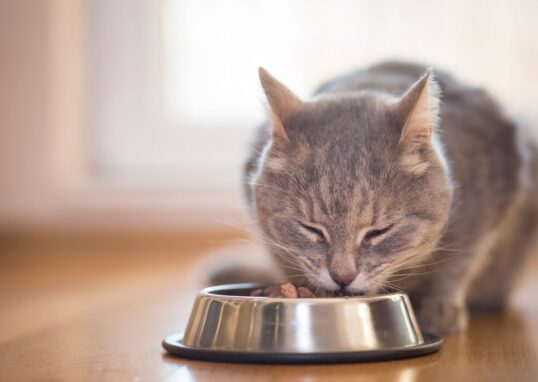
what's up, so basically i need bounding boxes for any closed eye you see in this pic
[362,224,394,244]
[297,221,329,243]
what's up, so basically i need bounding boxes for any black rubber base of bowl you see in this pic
[162,333,442,364]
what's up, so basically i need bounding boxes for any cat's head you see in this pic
[250,68,453,296]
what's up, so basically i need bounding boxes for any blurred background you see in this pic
[2,1,538,379]
[1,0,538,232]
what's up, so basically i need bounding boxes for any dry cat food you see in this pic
[250,282,316,298]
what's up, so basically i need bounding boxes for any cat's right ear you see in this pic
[259,67,303,141]
[395,69,441,175]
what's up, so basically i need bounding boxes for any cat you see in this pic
[241,62,538,335]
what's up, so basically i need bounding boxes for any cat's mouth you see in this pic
[321,287,365,297]
[339,288,364,297]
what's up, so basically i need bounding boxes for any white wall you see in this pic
[93,0,538,204]
[1,0,537,230]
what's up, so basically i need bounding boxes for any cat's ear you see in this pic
[259,67,303,141]
[396,69,441,174]
[397,68,440,146]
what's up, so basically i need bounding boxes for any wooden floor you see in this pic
[1,231,538,382]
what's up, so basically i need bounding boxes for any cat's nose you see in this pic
[329,268,357,287]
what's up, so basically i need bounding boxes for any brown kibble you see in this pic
[262,286,282,297]
[251,283,316,298]
[297,287,316,298]
[280,282,298,298]
[249,288,264,297]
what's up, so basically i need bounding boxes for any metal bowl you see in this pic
[163,283,442,363]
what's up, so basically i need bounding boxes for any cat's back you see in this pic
[316,61,512,130]
[316,61,488,100]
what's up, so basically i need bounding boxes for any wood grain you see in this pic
[1,231,537,381]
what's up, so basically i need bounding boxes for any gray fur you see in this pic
[244,61,538,335]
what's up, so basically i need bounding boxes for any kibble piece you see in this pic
[249,288,264,297]
[262,285,282,297]
[297,286,316,298]
[249,283,316,298]
[280,282,298,298]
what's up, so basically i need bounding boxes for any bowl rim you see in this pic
[200,283,408,303]
[162,332,443,363]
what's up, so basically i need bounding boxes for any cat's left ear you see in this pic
[259,67,304,141]
[396,69,441,174]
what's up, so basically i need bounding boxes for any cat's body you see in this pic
[243,62,538,335]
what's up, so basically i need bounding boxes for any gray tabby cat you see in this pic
[243,62,538,335]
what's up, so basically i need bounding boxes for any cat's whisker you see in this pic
[272,260,304,272]
[298,261,319,276]
[390,259,444,273]
[263,241,297,258]
[313,282,324,297]
[270,252,302,268]
[434,246,465,253]
[385,246,465,276]
[376,247,435,279]
[266,247,305,268]
[304,278,317,291]
[392,270,435,277]
[208,216,258,236]
[280,272,306,278]
[379,279,405,294]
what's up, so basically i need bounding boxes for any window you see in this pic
[86,0,538,211]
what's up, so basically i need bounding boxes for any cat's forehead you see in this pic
[281,95,399,170]
[265,94,407,199]
[309,93,394,121]
[292,94,399,146]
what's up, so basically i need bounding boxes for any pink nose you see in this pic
[329,268,357,286]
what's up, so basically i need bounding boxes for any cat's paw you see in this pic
[417,297,468,335]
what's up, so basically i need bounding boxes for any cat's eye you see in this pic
[297,221,329,243]
[362,225,393,244]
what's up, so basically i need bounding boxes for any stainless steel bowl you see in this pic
[163,284,442,363]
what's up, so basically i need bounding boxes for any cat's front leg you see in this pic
[407,258,472,335]
[415,294,468,335]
